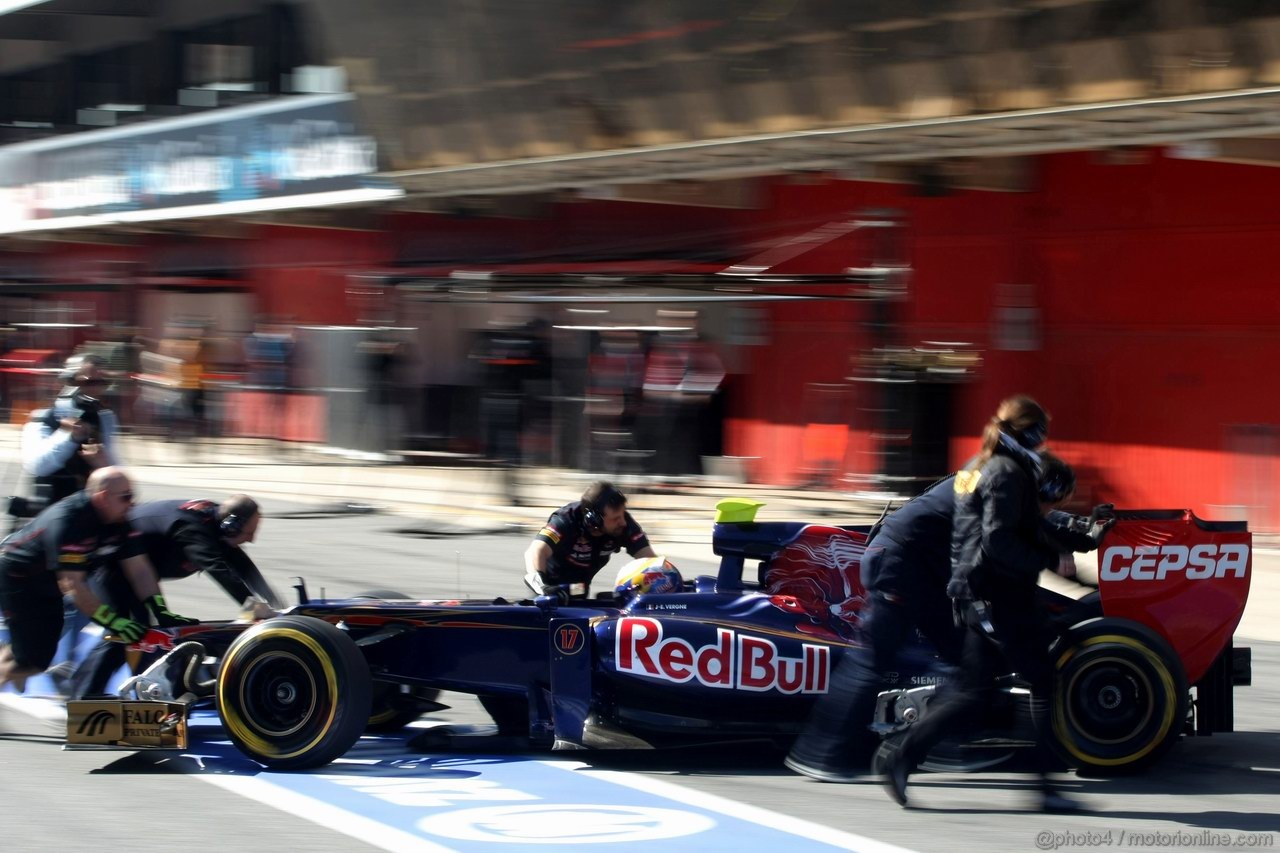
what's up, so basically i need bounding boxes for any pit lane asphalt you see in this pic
[2,480,1278,853]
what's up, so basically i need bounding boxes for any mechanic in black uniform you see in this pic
[523,481,657,601]
[0,468,197,692]
[786,450,1115,783]
[786,472,963,781]
[879,395,1081,813]
[65,494,278,699]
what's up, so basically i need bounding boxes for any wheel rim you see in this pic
[1054,633,1179,768]
[1064,654,1154,745]
[239,651,319,738]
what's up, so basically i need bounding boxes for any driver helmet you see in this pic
[614,556,683,601]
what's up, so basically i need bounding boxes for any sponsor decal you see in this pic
[1100,544,1249,581]
[135,629,178,653]
[954,469,981,495]
[77,709,116,737]
[615,616,829,694]
[554,624,585,656]
[67,701,186,746]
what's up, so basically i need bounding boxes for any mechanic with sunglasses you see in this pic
[63,494,276,699]
[0,467,197,693]
[18,354,122,514]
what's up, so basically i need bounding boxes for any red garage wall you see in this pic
[724,150,1280,529]
[245,225,393,325]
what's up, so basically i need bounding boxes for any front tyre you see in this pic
[1051,618,1188,776]
[217,615,372,770]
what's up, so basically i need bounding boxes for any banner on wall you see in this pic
[0,93,401,234]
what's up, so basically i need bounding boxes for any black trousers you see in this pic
[789,548,962,771]
[897,582,1058,784]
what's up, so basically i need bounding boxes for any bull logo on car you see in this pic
[615,617,829,694]
[1100,544,1249,582]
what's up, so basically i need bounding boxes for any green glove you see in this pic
[144,594,201,628]
[91,604,147,643]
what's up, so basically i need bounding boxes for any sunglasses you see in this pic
[114,492,134,502]
[78,378,108,387]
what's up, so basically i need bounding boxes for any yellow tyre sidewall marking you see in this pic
[219,626,340,761]
[1053,634,1177,767]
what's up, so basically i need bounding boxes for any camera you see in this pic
[53,389,107,440]
[7,483,53,520]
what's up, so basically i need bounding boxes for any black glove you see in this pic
[1087,516,1116,547]
[91,604,147,643]
[144,594,201,628]
[1089,503,1116,526]
[544,585,571,605]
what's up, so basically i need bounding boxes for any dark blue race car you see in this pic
[66,501,1251,775]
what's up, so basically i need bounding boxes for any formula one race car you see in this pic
[64,501,1252,773]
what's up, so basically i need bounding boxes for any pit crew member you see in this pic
[0,468,196,692]
[880,395,1079,813]
[65,494,277,699]
[523,481,657,600]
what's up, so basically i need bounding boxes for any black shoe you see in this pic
[784,754,863,783]
[873,742,911,807]
[1041,791,1083,813]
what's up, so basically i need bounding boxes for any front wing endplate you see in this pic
[65,699,190,750]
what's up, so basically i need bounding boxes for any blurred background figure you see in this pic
[244,318,296,449]
[641,311,724,480]
[135,323,210,444]
[358,330,408,453]
[470,318,550,504]
[586,329,644,475]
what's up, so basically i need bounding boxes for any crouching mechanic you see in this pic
[524,481,657,601]
[66,494,278,699]
[0,468,197,692]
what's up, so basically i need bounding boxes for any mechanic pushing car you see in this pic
[63,493,278,699]
[785,469,963,782]
[878,395,1083,813]
[786,446,1113,783]
[0,467,198,693]
[524,480,657,601]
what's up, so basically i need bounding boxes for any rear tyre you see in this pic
[217,615,371,770]
[1051,618,1188,776]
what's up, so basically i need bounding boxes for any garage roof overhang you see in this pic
[385,86,1280,199]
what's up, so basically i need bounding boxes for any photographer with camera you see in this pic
[18,355,121,516]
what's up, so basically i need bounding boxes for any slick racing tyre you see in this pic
[352,589,443,733]
[1051,617,1188,776]
[217,615,372,770]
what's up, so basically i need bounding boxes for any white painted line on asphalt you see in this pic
[0,692,67,722]
[543,761,919,853]
[195,774,458,853]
